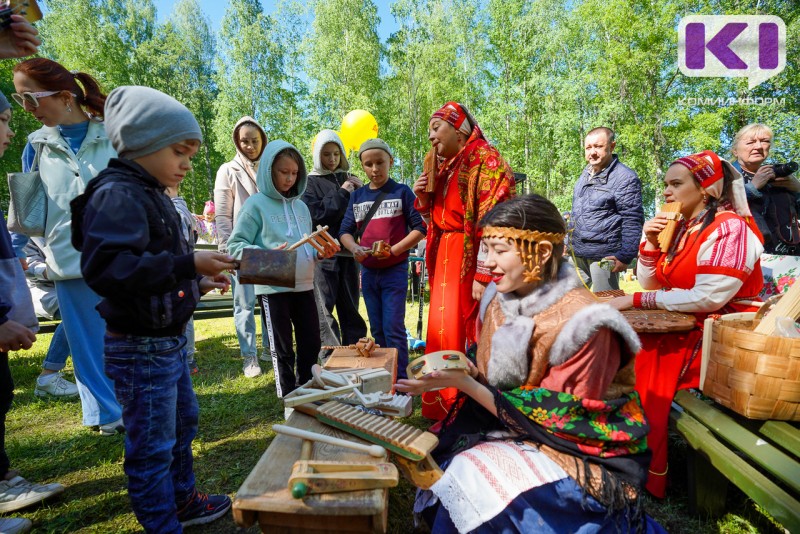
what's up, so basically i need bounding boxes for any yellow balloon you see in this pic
[335,130,352,157]
[340,110,378,152]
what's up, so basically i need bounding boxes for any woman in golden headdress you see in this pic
[398,195,664,533]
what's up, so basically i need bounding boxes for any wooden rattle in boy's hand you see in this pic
[369,240,392,260]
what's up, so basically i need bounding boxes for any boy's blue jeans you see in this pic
[361,261,409,379]
[104,334,197,534]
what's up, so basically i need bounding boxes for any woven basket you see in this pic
[701,312,800,421]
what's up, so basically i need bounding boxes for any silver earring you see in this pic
[66,103,72,113]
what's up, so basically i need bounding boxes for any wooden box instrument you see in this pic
[237,248,296,287]
[233,411,391,533]
[657,202,683,253]
[272,425,398,499]
[324,347,398,391]
[296,401,444,489]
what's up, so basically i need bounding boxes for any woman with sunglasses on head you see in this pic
[12,58,122,436]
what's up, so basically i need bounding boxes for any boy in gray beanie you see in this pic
[71,86,237,532]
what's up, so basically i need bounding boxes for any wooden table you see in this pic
[323,347,398,387]
[233,411,389,533]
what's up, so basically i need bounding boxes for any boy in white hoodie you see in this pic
[227,141,336,398]
[213,117,268,378]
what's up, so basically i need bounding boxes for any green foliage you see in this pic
[0,0,797,224]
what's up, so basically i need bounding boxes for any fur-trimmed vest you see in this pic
[476,264,640,399]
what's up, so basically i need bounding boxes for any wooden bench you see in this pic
[233,410,390,533]
[670,389,800,532]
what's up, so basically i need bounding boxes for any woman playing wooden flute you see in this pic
[608,151,764,498]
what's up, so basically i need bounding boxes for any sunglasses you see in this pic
[11,91,76,109]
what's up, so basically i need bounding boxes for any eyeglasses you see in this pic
[11,91,75,109]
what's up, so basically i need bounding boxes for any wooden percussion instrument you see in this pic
[272,425,398,499]
[0,1,42,26]
[232,411,390,533]
[423,149,438,193]
[656,202,683,253]
[595,290,695,333]
[237,248,297,287]
[322,337,379,358]
[407,350,469,380]
[368,240,392,259]
[620,309,695,333]
[287,225,341,254]
[295,401,444,489]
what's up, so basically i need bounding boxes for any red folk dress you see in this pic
[633,210,764,497]
[415,127,515,420]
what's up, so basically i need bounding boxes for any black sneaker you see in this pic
[176,489,231,527]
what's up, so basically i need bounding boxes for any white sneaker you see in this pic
[0,476,64,513]
[243,356,262,378]
[98,418,125,437]
[0,517,32,533]
[34,373,78,399]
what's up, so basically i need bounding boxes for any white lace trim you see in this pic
[428,441,568,533]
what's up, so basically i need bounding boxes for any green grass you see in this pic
[2,286,787,533]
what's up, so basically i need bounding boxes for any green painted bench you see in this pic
[35,286,241,335]
[670,389,800,532]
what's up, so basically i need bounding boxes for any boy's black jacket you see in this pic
[71,158,199,337]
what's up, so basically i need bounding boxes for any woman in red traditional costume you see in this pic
[412,102,515,420]
[609,151,764,497]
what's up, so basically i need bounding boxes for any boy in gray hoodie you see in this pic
[228,141,337,399]
[213,117,269,378]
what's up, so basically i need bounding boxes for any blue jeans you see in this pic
[55,278,121,426]
[42,321,70,371]
[361,261,409,379]
[104,334,198,534]
[230,273,265,357]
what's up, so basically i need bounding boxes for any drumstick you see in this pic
[272,424,387,458]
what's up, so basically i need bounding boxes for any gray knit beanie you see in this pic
[104,86,202,160]
[0,92,10,114]
[358,138,393,160]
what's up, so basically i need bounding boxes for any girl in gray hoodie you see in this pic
[213,117,268,378]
